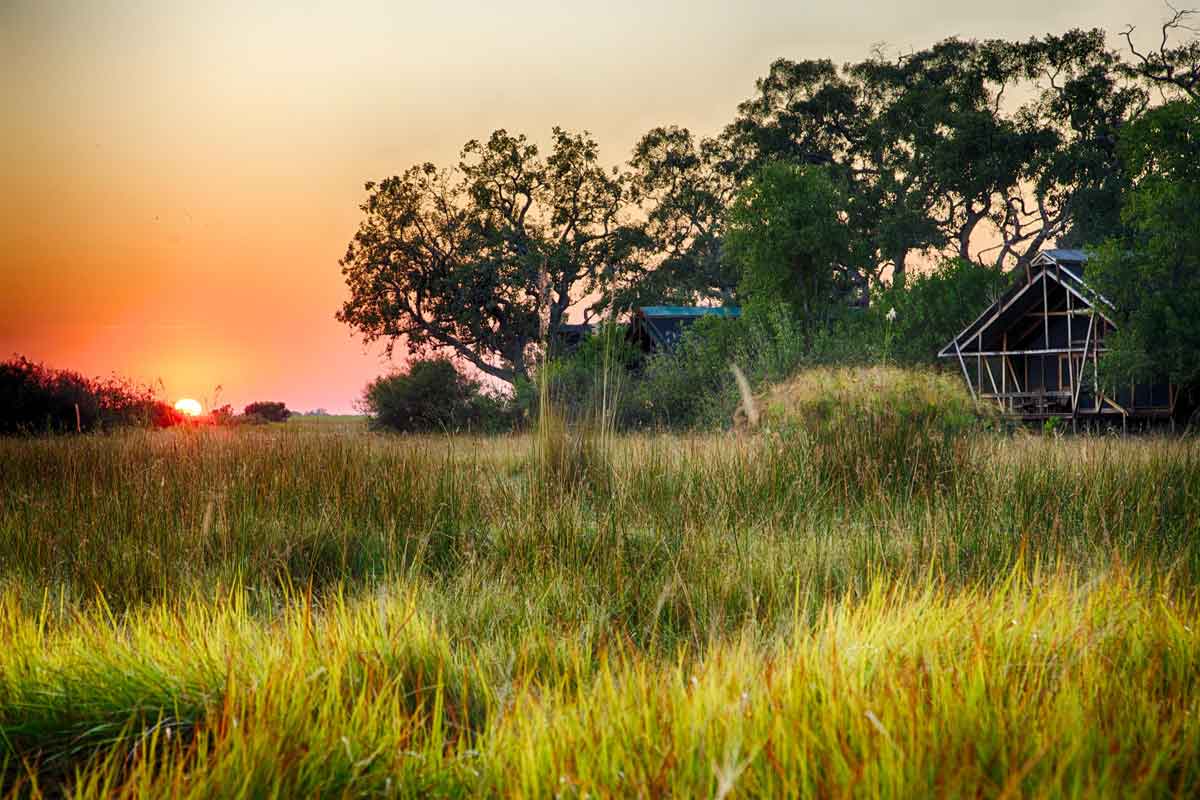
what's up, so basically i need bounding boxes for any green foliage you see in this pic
[1088,100,1200,393]
[541,323,640,421]
[618,304,809,429]
[0,356,183,435]
[338,128,644,385]
[361,358,508,433]
[867,258,1009,365]
[725,163,852,326]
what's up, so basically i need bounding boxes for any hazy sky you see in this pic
[0,0,1177,412]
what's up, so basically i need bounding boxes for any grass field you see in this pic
[1,369,1198,797]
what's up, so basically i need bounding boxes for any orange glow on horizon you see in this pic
[174,398,203,417]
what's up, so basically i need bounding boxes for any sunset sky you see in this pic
[0,0,1173,412]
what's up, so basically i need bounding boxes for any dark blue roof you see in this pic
[639,306,741,318]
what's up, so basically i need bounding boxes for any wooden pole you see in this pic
[1001,332,1008,412]
[984,358,1001,406]
[1041,274,1049,396]
[1066,291,1074,418]
[954,340,977,403]
[1072,315,1094,413]
[1042,274,1050,349]
[74,403,81,434]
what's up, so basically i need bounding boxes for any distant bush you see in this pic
[623,303,808,430]
[542,304,808,431]
[0,355,184,434]
[243,401,292,423]
[362,358,509,433]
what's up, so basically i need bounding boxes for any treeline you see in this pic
[348,18,1200,432]
[0,356,185,435]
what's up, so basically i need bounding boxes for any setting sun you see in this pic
[174,398,203,417]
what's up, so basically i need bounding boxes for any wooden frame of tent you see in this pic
[938,249,1176,424]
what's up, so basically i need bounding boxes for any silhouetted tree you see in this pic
[243,401,291,423]
[0,356,183,434]
[1120,8,1200,101]
[338,128,644,386]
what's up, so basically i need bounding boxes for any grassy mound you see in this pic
[763,366,993,496]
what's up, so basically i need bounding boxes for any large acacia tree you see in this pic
[338,128,643,386]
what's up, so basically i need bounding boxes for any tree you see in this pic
[721,33,1142,278]
[1088,99,1200,393]
[338,129,642,386]
[0,356,183,434]
[243,401,292,423]
[1120,7,1200,101]
[616,126,738,309]
[722,58,895,286]
[871,259,1008,365]
[724,163,852,332]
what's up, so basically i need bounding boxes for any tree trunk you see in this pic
[891,249,907,289]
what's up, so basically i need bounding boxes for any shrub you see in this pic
[242,401,292,423]
[856,258,1008,366]
[620,303,810,430]
[361,358,508,433]
[541,323,642,423]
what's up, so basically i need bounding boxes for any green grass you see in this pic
[1,368,1198,796]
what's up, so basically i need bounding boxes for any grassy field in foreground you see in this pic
[1,369,1198,796]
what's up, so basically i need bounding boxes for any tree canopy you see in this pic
[341,15,1198,385]
[724,163,852,328]
[338,128,642,386]
[1089,99,1200,393]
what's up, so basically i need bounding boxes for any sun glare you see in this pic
[174,398,203,417]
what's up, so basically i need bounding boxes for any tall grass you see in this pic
[0,367,1198,795]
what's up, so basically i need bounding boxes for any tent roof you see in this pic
[938,249,1113,358]
[639,306,741,319]
[629,306,741,351]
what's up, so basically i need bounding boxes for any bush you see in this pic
[0,356,184,434]
[540,323,642,423]
[621,303,810,430]
[243,401,292,423]
[361,358,508,433]
[539,304,811,431]
[854,259,1008,366]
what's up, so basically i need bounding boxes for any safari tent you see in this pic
[938,249,1176,423]
[626,306,741,353]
